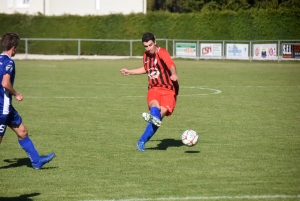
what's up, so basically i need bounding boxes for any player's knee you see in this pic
[17,128,28,139]
[160,107,169,117]
[149,100,160,108]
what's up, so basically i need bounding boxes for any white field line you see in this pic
[25,86,221,98]
[26,96,101,99]
[23,85,300,99]
[82,194,300,201]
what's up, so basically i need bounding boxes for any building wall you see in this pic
[0,0,146,16]
[0,0,44,15]
[94,0,146,15]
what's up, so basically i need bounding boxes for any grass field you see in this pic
[0,59,299,201]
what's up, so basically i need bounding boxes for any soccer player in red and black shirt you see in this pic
[120,32,179,151]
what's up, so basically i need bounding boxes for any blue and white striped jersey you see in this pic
[0,54,15,115]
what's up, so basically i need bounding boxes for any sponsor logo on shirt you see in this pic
[148,67,160,79]
[6,65,13,72]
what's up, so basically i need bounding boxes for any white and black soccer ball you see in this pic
[181,130,199,147]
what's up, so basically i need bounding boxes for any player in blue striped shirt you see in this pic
[0,32,55,169]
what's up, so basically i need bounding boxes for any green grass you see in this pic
[0,59,299,201]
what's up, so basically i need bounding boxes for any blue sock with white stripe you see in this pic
[18,136,39,164]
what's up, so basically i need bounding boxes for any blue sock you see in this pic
[139,123,159,143]
[18,136,39,164]
[150,107,161,120]
[138,107,161,143]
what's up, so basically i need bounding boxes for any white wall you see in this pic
[0,0,147,16]
[94,0,146,15]
[0,0,44,15]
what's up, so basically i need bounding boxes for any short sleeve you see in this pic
[158,48,175,69]
[4,60,15,75]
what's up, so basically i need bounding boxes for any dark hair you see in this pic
[1,32,20,51]
[142,32,155,43]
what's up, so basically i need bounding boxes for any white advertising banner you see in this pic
[200,43,222,59]
[175,43,197,58]
[253,44,277,60]
[226,44,249,60]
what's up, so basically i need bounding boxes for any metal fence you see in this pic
[20,38,300,61]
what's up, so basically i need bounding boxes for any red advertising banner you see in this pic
[282,44,300,59]
[293,44,300,58]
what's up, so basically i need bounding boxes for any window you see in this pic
[7,0,13,8]
[16,0,29,8]
[96,0,100,10]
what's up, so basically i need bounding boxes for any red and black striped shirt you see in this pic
[143,46,179,95]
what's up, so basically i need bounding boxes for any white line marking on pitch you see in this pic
[179,86,221,96]
[82,194,300,201]
[122,87,221,97]
[26,96,101,99]
[25,86,222,98]
[23,84,300,99]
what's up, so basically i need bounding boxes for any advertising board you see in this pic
[253,44,277,60]
[282,44,300,59]
[282,44,293,58]
[200,43,222,59]
[175,43,197,58]
[293,44,300,59]
[226,44,249,60]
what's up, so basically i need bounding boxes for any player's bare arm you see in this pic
[120,66,146,75]
[2,73,23,101]
[170,65,178,81]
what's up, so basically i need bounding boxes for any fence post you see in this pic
[197,40,199,60]
[278,40,280,62]
[172,40,175,57]
[25,38,28,59]
[222,41,225,60]
[166,39,168,51]
[78,39,81,58]
[130,40,132,57]
[250,41,252,61]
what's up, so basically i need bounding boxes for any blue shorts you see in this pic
[0,107,22,137]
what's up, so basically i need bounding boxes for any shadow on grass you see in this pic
[0,158,57,170]
[185,150,200,153]
[0,193,40,201]
[148,138,184,150]
[0,158,32,169]
[148,139,201,153]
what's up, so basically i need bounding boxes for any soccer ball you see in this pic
[181,130,198,146]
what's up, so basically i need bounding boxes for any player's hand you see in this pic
[170,74,178,81]
[120,69,130,76]
[14,93,23,101]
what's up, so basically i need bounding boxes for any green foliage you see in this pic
[0,59,299,200]
[201,1,222,12]
[0,8,299,55]
[147,0,300,12]
[280,0,300,8]
[221,0,251,11]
